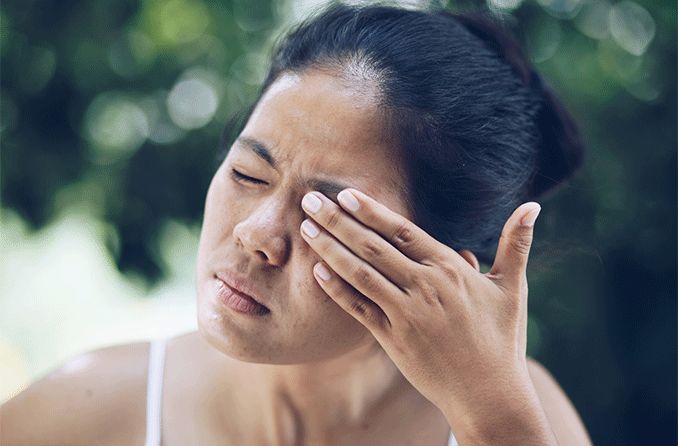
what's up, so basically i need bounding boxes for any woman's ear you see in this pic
[459,249,480,272]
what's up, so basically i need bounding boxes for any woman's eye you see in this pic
[230,168,267,185]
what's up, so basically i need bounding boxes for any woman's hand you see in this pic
[300,188,552,442]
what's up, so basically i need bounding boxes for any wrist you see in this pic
[442,371,557,446]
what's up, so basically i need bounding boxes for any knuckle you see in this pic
[353,265,377,291]
[350,298,371,318]
[438,260,461,283]
[325,208,342,230]
[362,307,382,328]
[405,265,433,293]
[416,278,440,306]
[361,237,383,260]
[502,232,532,256]
[408,270,427,290]
[392,220,416,249]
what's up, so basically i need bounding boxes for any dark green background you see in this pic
[2,0,676,444]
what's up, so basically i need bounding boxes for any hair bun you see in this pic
[444,10,586,199]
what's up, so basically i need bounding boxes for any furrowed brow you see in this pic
[236,135,355,201]
[236,136,276,168]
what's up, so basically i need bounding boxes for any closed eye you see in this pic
[230,168,267,185]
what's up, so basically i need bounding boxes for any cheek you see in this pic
[201,172,241,238]
[301,303,374,359]
[291,266,372,345]
[204,169,235,216]
[196,172,239,277]
[283,303,373,362]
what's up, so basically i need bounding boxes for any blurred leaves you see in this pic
[1,0,675,444]
[1,0,277,282]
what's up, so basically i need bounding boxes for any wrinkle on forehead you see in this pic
[250,72,385,160]
[245,68,413,219]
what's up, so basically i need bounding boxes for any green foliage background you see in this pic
[1,0,675,444]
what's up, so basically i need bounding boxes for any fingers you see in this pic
[489,202,541,290]
[311,261,391,333]
[301,191,421,290]
[336,188,458,267]
[300,216,405,316]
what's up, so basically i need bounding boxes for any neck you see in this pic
[241,340,410,444]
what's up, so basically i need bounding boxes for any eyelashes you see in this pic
[228,168,341,205]
[230,168,267,185]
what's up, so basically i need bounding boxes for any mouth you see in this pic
[215,279,270,316]
[214,270,270,313]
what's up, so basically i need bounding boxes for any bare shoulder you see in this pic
[526,356,593,446]
[0,340,151,446]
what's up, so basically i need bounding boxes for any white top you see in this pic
[144,338,459,446]
[145,337,167,446]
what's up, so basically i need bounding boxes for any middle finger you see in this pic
[301,191,419,291]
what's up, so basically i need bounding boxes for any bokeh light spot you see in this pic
[108,30,156,78]
[537,0,585,19]
[574,0,611,40]
[608,1,655,56]
[487,0,524,11]
[83,93,150,160]
[167,77,219,130]
[143,0,210,47]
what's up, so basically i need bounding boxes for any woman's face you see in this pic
[196,69,411,364]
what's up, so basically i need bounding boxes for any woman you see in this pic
[2,3,593,445]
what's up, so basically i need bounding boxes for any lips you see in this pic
[215,270,269,310]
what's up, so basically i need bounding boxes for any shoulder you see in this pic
[1,340,151,446]
[525,356,593,446]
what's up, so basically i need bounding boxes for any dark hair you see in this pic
[221,2,585,264]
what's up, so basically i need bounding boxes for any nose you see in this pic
[232,202,290,267]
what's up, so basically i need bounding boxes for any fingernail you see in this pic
[314,263,331,281]
[338,189,360,212]
[521,203,541,227]
[301,219,319,238]
[302,193,322,213]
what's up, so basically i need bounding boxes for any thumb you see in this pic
[489,202,541,288]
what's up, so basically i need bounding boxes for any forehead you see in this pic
[238,70,409,211]
[246,70,384,160]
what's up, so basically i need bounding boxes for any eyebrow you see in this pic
[235,136,354,200]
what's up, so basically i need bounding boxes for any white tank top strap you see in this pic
[145,337,168,446]
[448,429,459,446]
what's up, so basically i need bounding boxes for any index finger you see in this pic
[337,188,456,267]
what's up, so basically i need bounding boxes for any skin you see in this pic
[196,70,409,366]
[0,69,593,446]
[194,69,451,443]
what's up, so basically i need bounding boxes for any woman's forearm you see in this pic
[442,374,559,446]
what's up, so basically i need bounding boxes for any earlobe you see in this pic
[459,249,480,272]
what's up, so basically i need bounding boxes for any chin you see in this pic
[196,323,295,364]
[196,310,374,365]
[195,294,287,363]
[195,274,376,364]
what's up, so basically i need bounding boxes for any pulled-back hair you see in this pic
[223,2,585,264]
